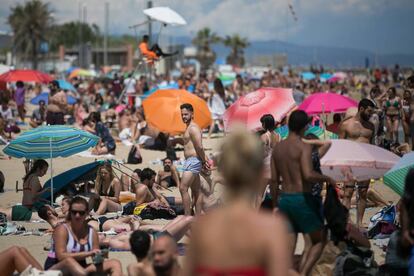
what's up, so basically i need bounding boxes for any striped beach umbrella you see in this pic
[3,125,99,203]
[384,152,414,196]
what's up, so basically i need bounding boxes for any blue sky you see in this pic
[0,0,413,54]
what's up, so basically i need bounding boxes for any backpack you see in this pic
[334,245,378,276]
[324,185,349,244]
[127,145,142,164]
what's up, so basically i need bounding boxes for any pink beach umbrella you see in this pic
[115,104,127,113]
[327,76,342,83]
[320,139,400,182]
[223,87,296,131]
[298,92,358,115]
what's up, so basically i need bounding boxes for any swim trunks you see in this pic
[183,156,202,174]
[11,205,33,221]
[279,193,323,234]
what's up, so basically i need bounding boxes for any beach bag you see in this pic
[127,145,142,164]
[334,245,378,276]
[368,205,397,239]
[324,185,349,244]
[139,204,177,220]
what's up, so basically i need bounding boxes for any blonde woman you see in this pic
[184,128,291,276]
[94,164,122,215]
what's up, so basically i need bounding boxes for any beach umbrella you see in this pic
[3,125,99,203]
[143,89,211,134]
[275,125,338,140]
[57,79,76,91]
[30,92,77,105]
[40,160,104,201]
[327,76,342,83]
[320,139,400,182]
[301,72,316,80]
[69,69,96,79]
[333,72,347,79]
[383,152,414,196]
[298,92,358,115]
[0,69,53,83]
[143,6,187,26]
[320,73,333,82]
[223,87,296,132]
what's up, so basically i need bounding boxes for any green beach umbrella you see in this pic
[275,125,338,140]
[384,152,414,196]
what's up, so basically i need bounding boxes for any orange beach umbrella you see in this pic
[142,89,212,134]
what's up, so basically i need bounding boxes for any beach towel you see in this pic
[76,151,115,159]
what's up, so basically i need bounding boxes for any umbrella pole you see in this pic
[49,138,54,205]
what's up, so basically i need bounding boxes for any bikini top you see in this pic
[195,267,266,276]
[385,99,399,108]
[99,184,115,197]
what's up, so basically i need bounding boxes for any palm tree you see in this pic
[223,34,250,67]
[192,28,221,70]
[8,0,54,69]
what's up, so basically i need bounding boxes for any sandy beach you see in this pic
[0,132,400,274]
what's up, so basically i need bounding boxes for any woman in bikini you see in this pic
[402,90,412,144]
[49,197,122,275]
[183,129,291,276]
[384,87,403,143]
[93,164,122,215]
[257,114,281,207]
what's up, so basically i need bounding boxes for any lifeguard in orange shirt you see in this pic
[138,35,178,63]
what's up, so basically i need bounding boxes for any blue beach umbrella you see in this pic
[31,92,77,105]
[301,72,316,80]
[3,125,99,203]
[57,79,76,92]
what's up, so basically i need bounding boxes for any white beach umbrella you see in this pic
[143,7,187,26]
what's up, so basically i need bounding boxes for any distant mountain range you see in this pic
[169,36,414,68]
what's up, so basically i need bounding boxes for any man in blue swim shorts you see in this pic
[271,110,336,276]
[170,103,210,216]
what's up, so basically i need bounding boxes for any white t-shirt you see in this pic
[124,78,137,94]
[0,107,13,120]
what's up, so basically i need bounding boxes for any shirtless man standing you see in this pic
[46,80,67,125]
[338,98,375,228]
[172,103,209,216]
[271,110,336,276]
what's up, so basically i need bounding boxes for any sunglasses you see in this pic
[70,210,87,216]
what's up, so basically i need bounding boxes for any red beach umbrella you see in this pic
[0,69,53,83]
[223,87,296,131]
